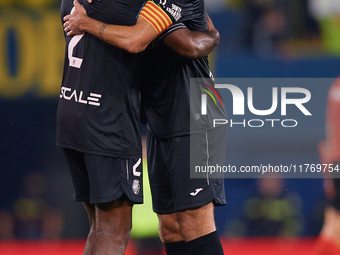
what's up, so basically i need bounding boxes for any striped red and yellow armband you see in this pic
[139,1,173,35]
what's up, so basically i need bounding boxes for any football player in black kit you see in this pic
[58,1,150,254]
[63,0,227,255]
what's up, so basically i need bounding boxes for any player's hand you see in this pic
[63,0,88,36]
[87,0,101,3]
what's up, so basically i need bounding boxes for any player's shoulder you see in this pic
[153,0,192,6]
[150,0,193,23]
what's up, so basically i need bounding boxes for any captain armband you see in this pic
[139,1,173,35]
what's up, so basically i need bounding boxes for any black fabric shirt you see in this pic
[57,0,145,158]
[140,0,227,138]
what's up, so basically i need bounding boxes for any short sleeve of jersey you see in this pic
[139,0,193,35]
[157,22,187,42]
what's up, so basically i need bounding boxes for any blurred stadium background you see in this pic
[1,0,340,254]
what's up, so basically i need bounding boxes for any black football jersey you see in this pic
[57,0,145,158]
[140,0,227,138]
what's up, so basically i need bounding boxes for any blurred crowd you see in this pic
[0,172,63,240]
[224,177,305,238]
[1,0,340,57]
[208,0,340,57]
[1,0,340,58]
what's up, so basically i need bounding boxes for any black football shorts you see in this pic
[62,148,143,204]
[147,126,227,214]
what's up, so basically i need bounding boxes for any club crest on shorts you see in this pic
[132,179,140,194]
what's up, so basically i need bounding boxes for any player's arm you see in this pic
[163,15,220,58]
[64,0,219,57]
[63,0,157,54]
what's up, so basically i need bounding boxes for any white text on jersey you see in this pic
[166,4,182,21]
[60,87,102,106]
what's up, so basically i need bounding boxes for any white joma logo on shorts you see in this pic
[60,86,102,106]
[190,188,203,196]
